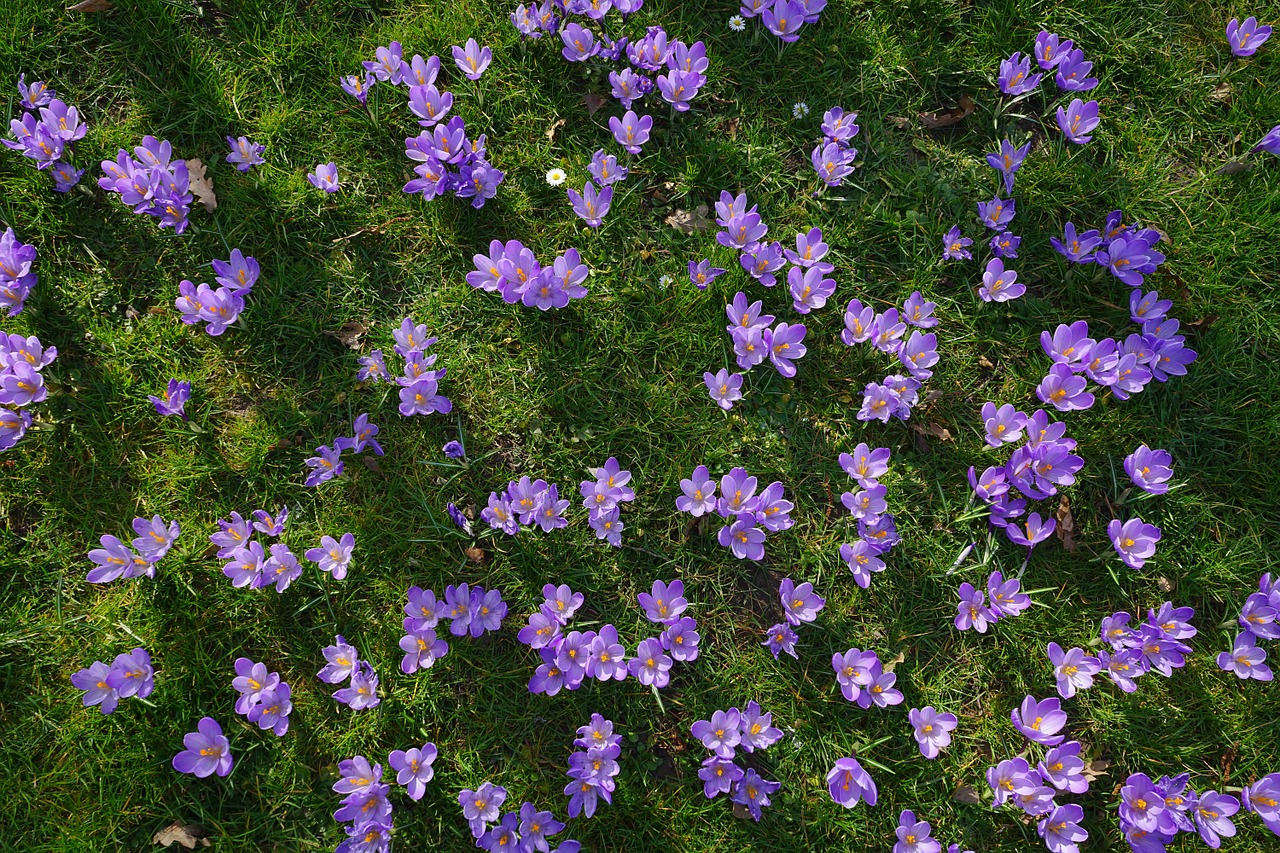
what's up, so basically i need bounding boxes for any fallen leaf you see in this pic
[324,320,368,350]
[464,546,486,564]
[1216,160,1253,176]
[185,159,216,213]
[919,94,975,130]
[544,118,566,142]
[888,116,913,130]
[1156,576,1175,594]
[881,648,907,673]
[923,388,944,404]
[67,0,112,10]
[721,117,740,139]
[124,305,140,320]
[583,93,607,116]
[731,802,754,820]
[361,456,383,474]
[153,822,211,849]
[1187,314,1219,331]
[1082,759,1111,782]
[978,355,995,369]
[1055,496,1076,553]
[952,785,982,805]
[664,204,710,234]
[1208,82,1232,102]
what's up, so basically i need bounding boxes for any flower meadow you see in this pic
[2,2,1280,851]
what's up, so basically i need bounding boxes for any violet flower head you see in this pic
[1227,17,1272,57]
[761,0,805,42]
[979,257,1024,302]
[389,742,437,801]
[1047,642,1100,698]
[452,38,492,80]
[627,637,673,687]
[894,809,942,853]
[638,579,687,625]
[955,582,989,633]
[172,717,233,778]
[788,266,836,314]
[1124,444,1174,494]
[779,577,824,626]
[1011,695,1068,746]
[1038,803,1089,853]
[908,706,958,759]
[1217,631,1272,681]
[1194,790,1240,847]
[1055,49,1099,91]
[942,225,972,261]
[998,52,1043,95]
[1005,511,1056,548]
[762,622,799,660]
[1109,517,1162,569]
[840,540,886,588]
[71,660,120,714]
[1035,31,1074,69]
[730,768,781,821]
[982,402,1027,447]
[991,231,1021,259]
[688,258,725,290]
[827,756,877,807]
[308,161,340,193]
[1056,99,1100,144]
[609,110,652,154]
[704,369,744,410]
[691,708,742,758]
[305,532,355,580]
[567,181,611,227]
[225,136,265,172]
[1253,124,1280,156]
[986,139,1031,194]
[978,195,1016,231]
[1037,363,1094,412]
[332,661,381,710]
[148,379,190,419]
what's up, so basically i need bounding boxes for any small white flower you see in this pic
[728,15,746,31]
[545,168,567,186]
[792,102,810,120]
[657,274,674,289]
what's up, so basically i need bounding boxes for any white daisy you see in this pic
[728,15,746,31]
[657,274,674,289]
[792,102,810,120]
[545,168,567,186]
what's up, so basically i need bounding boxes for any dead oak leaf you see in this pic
[323,320,368,350]
[583,93,607,116]
[664,204,710,234]
[1055,495,1077,553]
[919,94,975,130]
[153,822,211,849]
[185,158,216,213]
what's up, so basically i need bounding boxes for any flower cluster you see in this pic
[633,579,699,685]
[763,577,824,660]
[403,114,504,208]
[810,107,859,187]
[397,586,452,674]
[482,475,572,537]
[677,464,793,559]
[71,648,155,715]
[0,228,38,316]
[332,755,394,852]
[832,647,902,709]
[565,714,622,819]
[1094,604,1195,693]
[583,457,634,546]
[174,249,258,336]
[438,583,506,644]
[1117,770,1258,851]
[172,717,233,778]
[1218,572,1278,681]
[690,701,782,820]
[969,404,1082,549]
[998,31,1102,144]
[318,635,381,710]
[212,508,304,592]
[986,698,1092,853]
[86,515,181,584]
[467,239,589,311]
[465,781,575,853]
[0,330,56,452]
[709,290,809,408]
[841,292,938,420]
[954,570,1032,633]
[99,136,194,233]
[231,657,292,736]
[3,76,86,192]
[736,0,827,44]
[1051,212,1169,288]
[305,413,386,487]
[836,443,902,587]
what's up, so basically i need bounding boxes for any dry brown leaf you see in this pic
[1156,576,1175,593]
[153,822,211,849]
[888,116,913,130]
[731,802,754,820]
[361,456,383,475]
[1082,759,1111,782]
[1055,495,1077,553]
[185,159,216,213]
[882,648,907,673]
[324,320,368,350]
[978,355,995,369]
[544,118,566,142]
[664,204,710,234]
[1216,160,1253,176]
[919,94,975,130]
[1208,82,1232,102]
[464,546,486,564]
[67,0,113,11]
[584,93,607,116]
[952,785,982,805]
[1187,314,1219,331]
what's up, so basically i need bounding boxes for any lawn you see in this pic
[2,0,1279,850]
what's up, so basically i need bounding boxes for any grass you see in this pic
[2,0,1279,850]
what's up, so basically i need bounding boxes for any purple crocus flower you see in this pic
[812,141,855,186]
[1120,773,1167,832]
[222,541,266,588]
[1124,444,1173,494]
[1038,741,1089,794]
[305,532,355,580]
[908,706,958,759]
[1012,695,1067,746]
[460,782,507,838]
[1227,17,1272,57]
[827,756,877,807]
[987,757,1040,806]
[657,68,703,112]
[741,240,786,287]
[1035,31,1074,69]
[17,74,54,111]
[986,571,1031,618]
[1096,235,1154,285]
[586,624,629,680]
[839,442,891,486]
[730,769,781,821]
[954,583,989,632]
[942,225,972,260]
[627,637,673,687]
[767,322,806,377]
[1050,222,1103,264]
[127,518,174,564]
[894,809,942,853]
[990,231,1021,259]
[998,51,1042,95]
[400,623,449,673]
[1217,631,1272,681]
[1038,803,1088,853]
[688,259,725,290]
[364,41,405,83]
[333,661,380,710]
[145,378,190,419]
[1240,593,1279,640]
[1036,363,1094,411]
[761,0,805,42]
[779,577,824,626]
[1109,517,1161,569]
[1047,642,1100,698]
[225,136,266,173]
[316,635,361,685]
[691,708,742,758]
[639,579,688,625]
[308,161,340,193]
[762,622,799,660]
[788,266,836,314]
[71,660,120,714]
[567,181,611,227]
[339,72,374,104]
[609,110,652,154]
[1041,320,1093,367]
[172,717,233,778]
[840,540,886,588]
[452,38,492,80]
[699,757,744,798]
[560,23,599,62]
[1006,511,1056,547]
[832,647,880,702]
[407,83,454,127]
[1055,49,1098,91]
[660,616,700,662]
[1130,289,1172,324]
[704,369,744,410]
[1253,124,1280,155]
[986,139,1031,194]
[981,402,1026,447]
[978,195,1016,231]
[1192,790,1240,848]
[1056,99,1100,144]
[389,743,437,801]
[979,257,1023,302]
[246,682,291,736]
[718,517,766,560]
[677,465,718,516]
